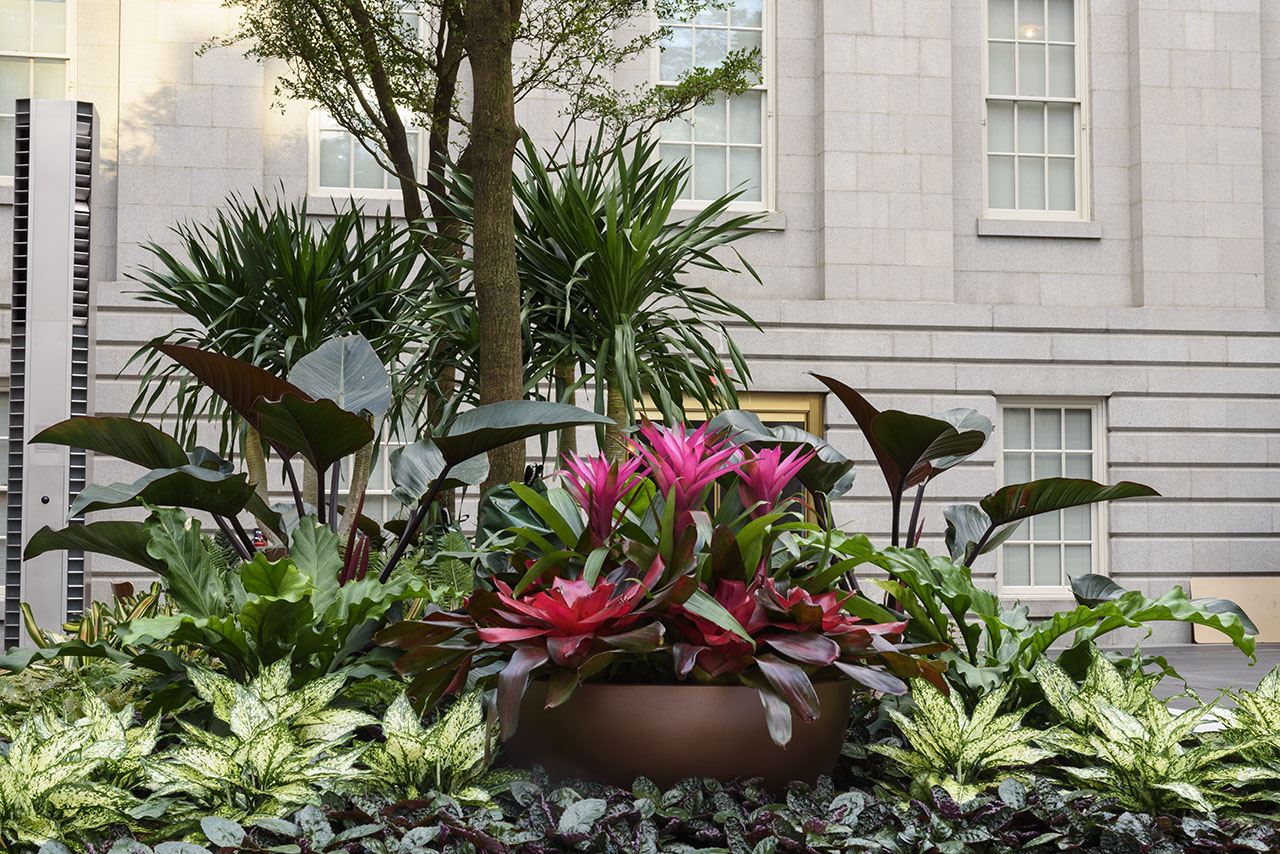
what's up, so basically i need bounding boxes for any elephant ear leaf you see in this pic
[25,521,166,573]
[1069,573,1127,607]
[980,478,1159,528]
[155,343,309,456]
[871,411,987,493]
[926,409,992,474]
[943,504,1019,565]
[251,395,376,475]
[32,416,188,469]
[288,334,392,417]
[432,401,612,466]
[390,440,489,506]
[811,374,899,491]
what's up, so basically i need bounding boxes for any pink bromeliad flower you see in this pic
[559,452,649,542]
[636,421,740,527]
[736,445,816,518]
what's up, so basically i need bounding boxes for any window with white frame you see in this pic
[983,0,1087,218]
[312,112,422,196]
[656,0,770,207]
[0,0,71,178]
[998,402,1103,593]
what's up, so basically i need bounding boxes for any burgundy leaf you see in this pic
[673,642,706,678]
[601,622,665,652]
[763,632,840,666]
[835,662,908,696]
[754,653,820,723]
[497,647,549,740]
[544,667,581,709]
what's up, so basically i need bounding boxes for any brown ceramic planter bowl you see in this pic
[504,679,853,791]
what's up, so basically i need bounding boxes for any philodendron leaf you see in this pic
[706,410,855,497]
[926,408,992,473]
[1069,573,1126,607]
[187,446,234,474]
[69,466,259,518]
[252,394,376,474]
[390,439,489,505]
[25,521,166,572]
[980,478,1160,528]
[943,504,1019,565]
[288,334,392,417]
[145,509,228,618]
[31,416,187,469]
[811,374,901,491]
[432,400,612,466]
[871,411,988,493]
[155,343,308,443]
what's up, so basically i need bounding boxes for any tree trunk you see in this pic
[467,0,526,491]
[339,439,373,543]
[603,381,629,462]
[556,360,577,460]
[244,425,277,543]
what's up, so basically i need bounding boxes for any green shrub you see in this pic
[870,679,1054,802]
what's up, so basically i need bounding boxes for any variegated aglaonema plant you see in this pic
[380,421,949,748]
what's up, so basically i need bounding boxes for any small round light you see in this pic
[1020,24,1042,39]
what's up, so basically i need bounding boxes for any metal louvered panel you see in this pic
[4,100,96,648]
[4,101,32,649]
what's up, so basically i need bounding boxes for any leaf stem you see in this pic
[213,515,252,562]
[328,462,341,533]
[964,525,996,568]
[379,465,453,582]
[282,456,306,520]
[906,484,926,548]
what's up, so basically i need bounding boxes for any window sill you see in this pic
[977,217,1102,239]
[669,208,786,231]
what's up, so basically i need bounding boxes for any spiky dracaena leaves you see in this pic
[146,661,371,829]
[360,692,524,804]
[0,697,144,848]
[870,679,1054,803]
[1034,656,1275,815]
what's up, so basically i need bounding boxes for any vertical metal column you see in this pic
[4,99,96,649]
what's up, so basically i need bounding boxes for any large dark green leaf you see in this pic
[943,504,1019,565]
[287,334,391,417]
[155,343,308,448]
[144,508,228,618]
[252,394,376,474]
[433,400,612,466]
[980,478,1160,527]
[24,521,165,572]
[706,410,855,497]
[31,416,187,469]
[69,466,259,518]
[389,439,489,506]
[871,411,988,492]
[926,408,992,473]
[811,374,899,492]
[1069,573,1126,607]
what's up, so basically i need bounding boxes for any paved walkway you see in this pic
[1121,643,1280,701]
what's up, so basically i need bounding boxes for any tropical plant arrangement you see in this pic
[0,333,609,710]
[380,419,948,788]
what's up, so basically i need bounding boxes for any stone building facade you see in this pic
[0,0,1278,638]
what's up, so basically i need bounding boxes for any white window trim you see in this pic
[995,397,1109,600]
[0,0,76,185]
[648,0,778,215]
[306,108,426,200]
[980,0,1091,222]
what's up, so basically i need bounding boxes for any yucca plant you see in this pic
[127,192,451,448]
[145,662,372,831]
[434,131,764,459]
[360,691,522,804]
[870,679,1054,803]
